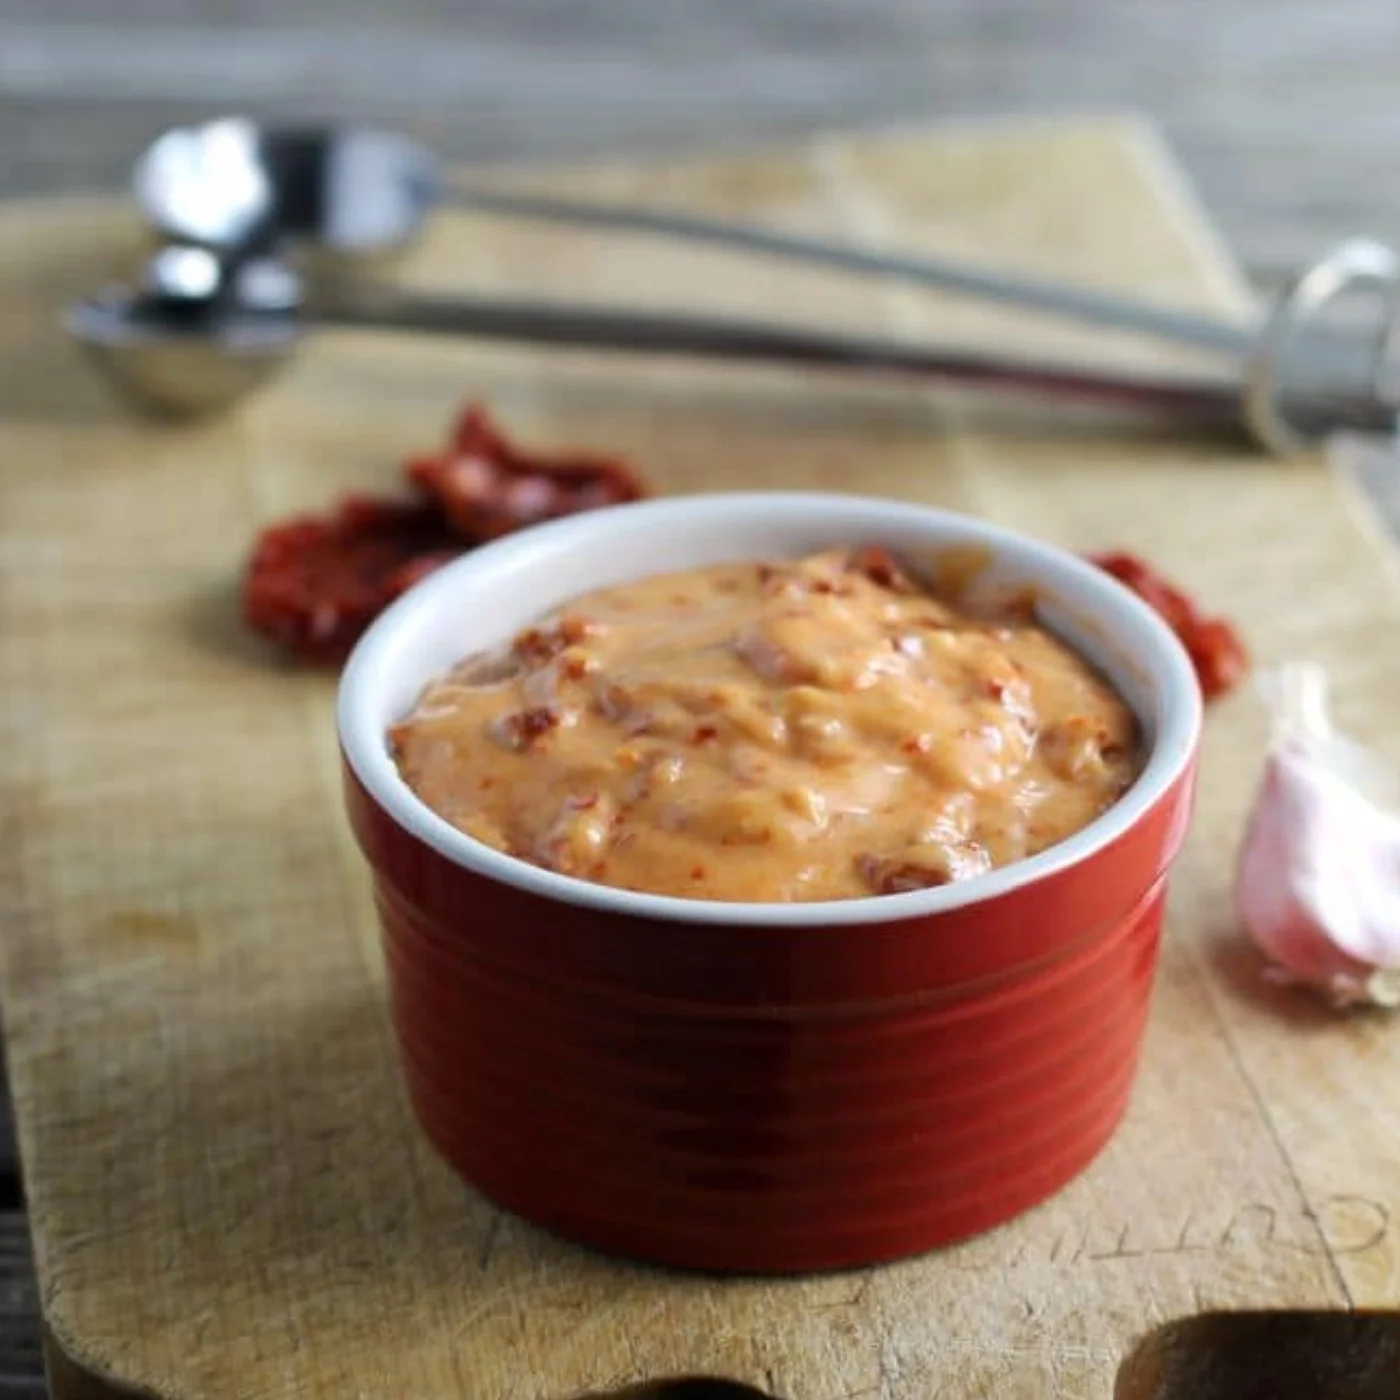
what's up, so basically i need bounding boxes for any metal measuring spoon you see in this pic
[70,244,1333,431]
[66,245,301,418]
[126,120,1400,451]
[131,118,1263,355]
[137,119,437,268]
[66,241,1400,447]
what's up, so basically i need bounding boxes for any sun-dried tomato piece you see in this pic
[407,404,647,542]
[242,405,650,664]
[1183,616,1251,701]
[243,496,465,664]
[847,545,917,593]
[1087,550,1249,702]
[1089,550,1196,635]
[490,706,561,751]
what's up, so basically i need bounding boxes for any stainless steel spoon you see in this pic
[132,118,1265,355]
[68,244,1392,442]
[121,120,1400,452]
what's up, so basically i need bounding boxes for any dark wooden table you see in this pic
[3,1,1398,1390]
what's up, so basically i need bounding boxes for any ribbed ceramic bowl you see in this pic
[338,492,1202,1273]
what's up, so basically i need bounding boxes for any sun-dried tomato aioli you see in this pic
[389,549,1141,902]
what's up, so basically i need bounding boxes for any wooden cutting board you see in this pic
[3,117,1400,1400]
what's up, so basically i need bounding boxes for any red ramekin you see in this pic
[338,493,1201,1273]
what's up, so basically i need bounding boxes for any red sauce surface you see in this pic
[391,548,1142,903]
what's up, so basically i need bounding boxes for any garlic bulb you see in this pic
[1234,663,1400,1009]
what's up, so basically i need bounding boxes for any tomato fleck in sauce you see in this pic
[390,549,1142,903]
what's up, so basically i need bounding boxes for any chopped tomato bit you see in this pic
[408,404,646,542]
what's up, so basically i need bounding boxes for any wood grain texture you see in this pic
[1,119,1399,1400]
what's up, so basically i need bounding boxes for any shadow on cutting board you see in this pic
[1199,921,1398,1034]
[179,575,311,672]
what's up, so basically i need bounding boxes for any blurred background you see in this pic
[3,0,1400,281]
[2,0,1398,1392]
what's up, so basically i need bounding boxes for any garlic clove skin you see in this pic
[1234,664,1400,1010]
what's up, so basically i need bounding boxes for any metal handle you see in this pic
[1245,239,1400,455]
[444,178,1256,357]
[441,184,1400,453]
[317,288,1251,422]
[123,120,1400,449]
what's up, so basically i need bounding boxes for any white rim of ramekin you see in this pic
[338,493,1203,927]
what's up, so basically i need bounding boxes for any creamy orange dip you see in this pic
[390,548,1141,903]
